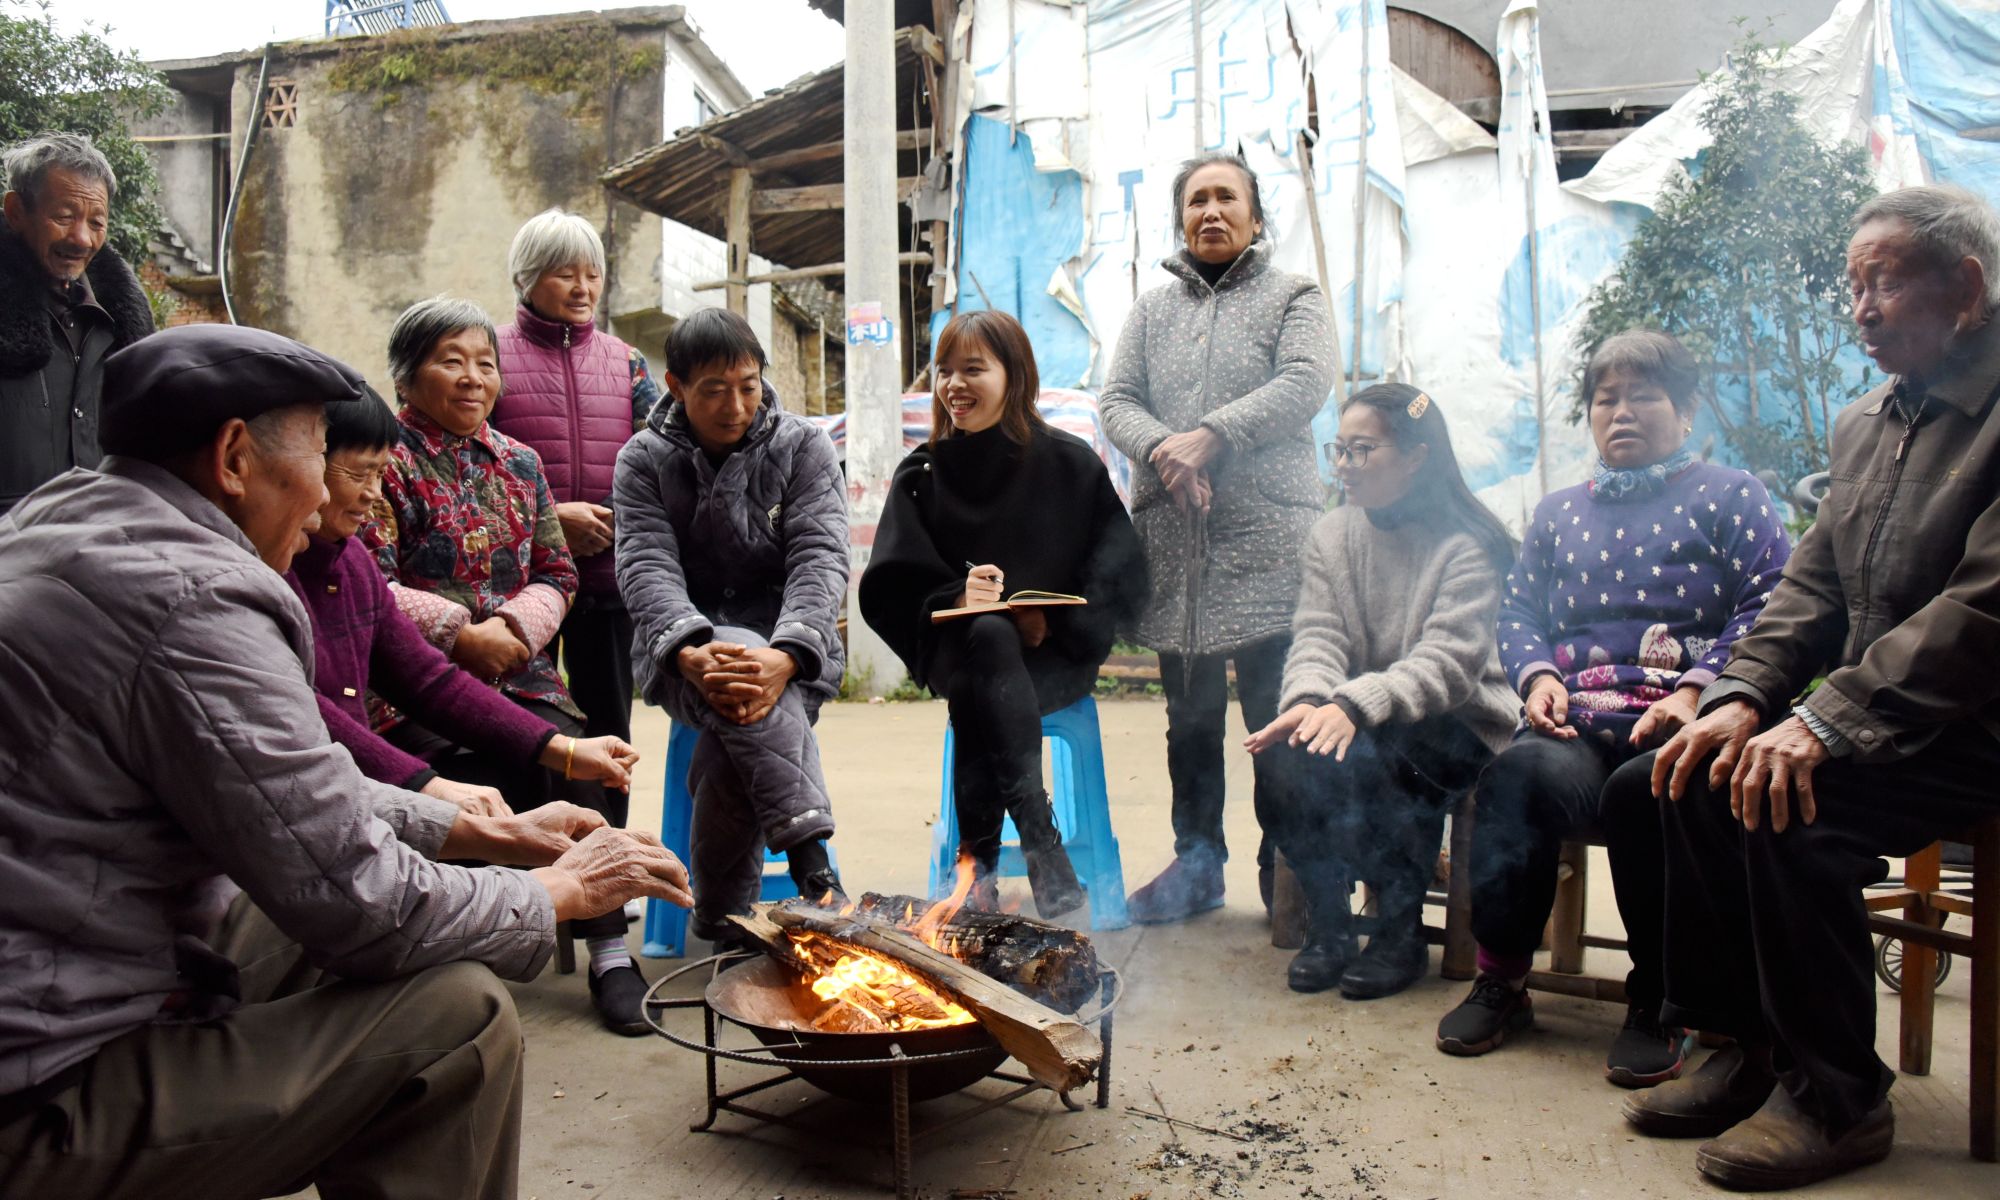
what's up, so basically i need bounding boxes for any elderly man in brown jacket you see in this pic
[1609,185,2000,1191]
[0,325,691,1199]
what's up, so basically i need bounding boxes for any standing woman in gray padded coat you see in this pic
[1099,151,1337,925]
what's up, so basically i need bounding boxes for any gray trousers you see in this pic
[660,624,835,929]
[0,894,525,1200]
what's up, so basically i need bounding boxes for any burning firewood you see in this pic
[851,892,1101,1013]
[729,901,1102,1095]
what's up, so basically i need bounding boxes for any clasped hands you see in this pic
[1151,428,1222,515]
[453,616,530,682]
[678,641,797,725]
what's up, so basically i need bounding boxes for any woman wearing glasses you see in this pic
[1433,330,1789,1085]
[1244,382,1518,1000]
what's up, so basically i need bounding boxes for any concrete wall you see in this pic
[129,90,226,266]
[223,16,669,394]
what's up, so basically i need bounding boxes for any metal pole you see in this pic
[1350,1,1370,389]
[844,0,909,696]
[1190,0,1206,153]
[1525,10,1550,498]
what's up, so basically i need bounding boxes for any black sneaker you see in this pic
[1606,1004,1695,1088]
[588,963,652,1037]
[1436,975,1533,1056]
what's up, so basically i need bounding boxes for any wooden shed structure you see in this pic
[601,24,951,387]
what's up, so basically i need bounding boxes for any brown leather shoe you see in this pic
[1694,1086,1893,1191]
[1622,1043,1777,1138]
[1126,855,1225,924]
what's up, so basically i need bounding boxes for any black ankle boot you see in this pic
[1287,858,1356,993]
[1009,791,1085,919]
[1340,910,1429,1000]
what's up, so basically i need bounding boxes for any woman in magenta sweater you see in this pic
[287,387,640,813]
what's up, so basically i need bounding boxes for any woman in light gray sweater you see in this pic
[1247,383,1517,1001]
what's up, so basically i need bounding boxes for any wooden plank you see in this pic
[751,177,922,216]
[751,129,932,174]
[733,902,1101,1095]
[1969,817,1998,1160]
[691,252,934,293]
[1899,844,1942,1075]
[725,167,753,317]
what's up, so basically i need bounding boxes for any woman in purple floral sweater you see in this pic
[1435,331,1791,1084]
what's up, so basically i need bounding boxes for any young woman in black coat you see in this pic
[861,310,1146,918]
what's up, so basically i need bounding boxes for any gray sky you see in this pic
[52,0,845,95]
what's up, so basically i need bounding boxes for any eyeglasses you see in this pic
[1325,439,1385,467]
[327,462,387,488]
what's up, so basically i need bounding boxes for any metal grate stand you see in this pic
[647,957,1119,1200]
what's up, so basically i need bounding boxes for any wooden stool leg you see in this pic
[1549,842,1588,975]
[1899,846,1942,1076]
[556,920,576,976]
[1441,794,1477,980]
[1971,821,1999,1162]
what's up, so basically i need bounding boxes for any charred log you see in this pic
[849,892,1101,1012]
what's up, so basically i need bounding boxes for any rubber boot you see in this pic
[1286,858,1357,993]
[1009,789,1085,919]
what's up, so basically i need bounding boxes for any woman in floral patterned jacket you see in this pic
[361,296,652,1037]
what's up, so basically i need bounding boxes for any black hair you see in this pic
[1169,152,1266,229]
[664,307,769,381]
[1581,329,1701,415]
[1342,382,1517,571]
[325,383,400,455]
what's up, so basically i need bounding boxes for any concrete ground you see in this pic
[499,698,1992,1200]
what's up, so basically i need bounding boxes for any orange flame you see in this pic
[787,934,973,1030]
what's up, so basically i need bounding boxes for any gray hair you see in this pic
[1854,184,2000,308]
[507,208,606,302]
[3,132,118,207]
[387,296,500,393]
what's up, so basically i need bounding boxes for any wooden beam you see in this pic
[697,132,751,168]
[750,130,931,174]
[692,252,934,292]
[750,176,921,216]
[725,167,753,317]
[736,903,1101,1095]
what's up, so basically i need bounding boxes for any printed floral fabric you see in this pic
[361,407,582,720]
[1498,461,1791,740]
[628,346,662,428]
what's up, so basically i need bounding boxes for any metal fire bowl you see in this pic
[703,957,1010,1103]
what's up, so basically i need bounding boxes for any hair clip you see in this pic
[1406,391,1431,420]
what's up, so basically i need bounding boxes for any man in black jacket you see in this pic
[1,132,154,515]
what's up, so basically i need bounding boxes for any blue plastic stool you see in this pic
[929,695,1129,930]
[641,721,836,958]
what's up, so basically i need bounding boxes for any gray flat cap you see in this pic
[100,325,366,456]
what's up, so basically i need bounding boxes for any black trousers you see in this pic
[1265,715,1491,931]
[1469,732,1667,1009]
[1626,723,2000,1134]
[1157,636,1289,868]
[388,695,624,939]
[926,614,1049,867]
[551,600,635,744]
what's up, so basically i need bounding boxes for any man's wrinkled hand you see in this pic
[1730,715,1830,834]
[1651,699,1761,802]
[533,827,693,923]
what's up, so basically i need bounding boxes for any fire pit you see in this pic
[644,899,1120,1200]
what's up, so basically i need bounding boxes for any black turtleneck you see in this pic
[860,423,1148,708]
[1190,254,1234,288]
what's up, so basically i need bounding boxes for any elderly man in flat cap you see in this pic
[0,324,692,1200]
[0,133,153,515]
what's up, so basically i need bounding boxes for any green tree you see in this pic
[1572,33,1875,486]
[0,0,170,265]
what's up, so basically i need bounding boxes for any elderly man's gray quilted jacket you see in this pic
[613,386,849,704]
[0,459,555,1095]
